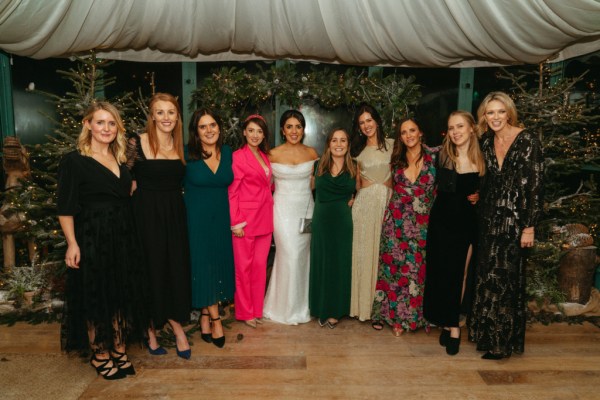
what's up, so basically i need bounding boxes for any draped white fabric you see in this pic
[1,0,599,66]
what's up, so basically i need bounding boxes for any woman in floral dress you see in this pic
[372,118,437,336]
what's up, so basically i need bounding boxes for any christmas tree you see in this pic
[1,54,145,282]
[499,63,600,304]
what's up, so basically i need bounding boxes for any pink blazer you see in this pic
[228,145,274,237]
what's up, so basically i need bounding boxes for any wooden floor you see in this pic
[1,319,599,399]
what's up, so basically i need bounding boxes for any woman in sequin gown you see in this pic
[468,92,544,360]
[372,119,437,336]
[349,104,394,324]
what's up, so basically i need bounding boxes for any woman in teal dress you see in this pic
[184,109,234,348]
[309,128,357,329]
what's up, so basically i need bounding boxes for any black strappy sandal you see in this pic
[90,353,126,380]
[110,348,135,375]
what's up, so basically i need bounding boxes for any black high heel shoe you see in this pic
[200,312,212,343]
[210,316,225,348]
[110,349,136,375]
[90,353,126,380]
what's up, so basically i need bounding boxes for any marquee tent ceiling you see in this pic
[1,0,600,67]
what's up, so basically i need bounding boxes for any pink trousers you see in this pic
[232,233,272,320]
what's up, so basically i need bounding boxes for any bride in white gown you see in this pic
[263,110,319,324]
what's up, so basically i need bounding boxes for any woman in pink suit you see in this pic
[229,114,274,328]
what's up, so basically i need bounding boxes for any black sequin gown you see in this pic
[127,136,191,327]
[58,151,150,353]
[468,130,544,357]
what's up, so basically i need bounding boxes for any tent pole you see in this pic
[0,51,15,140]
[457,68,474,113]
[181,62,197,142]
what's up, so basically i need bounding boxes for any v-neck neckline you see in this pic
[89,155,121,179]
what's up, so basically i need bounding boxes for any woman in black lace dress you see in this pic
[468,92,544,360]
[58,102,149,379]
[127,93,192,359]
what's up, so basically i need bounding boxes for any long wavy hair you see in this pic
[390,118,424,170]
[350,103,387,157]
[77,101,127,164]
[317,127,357,178]
[242,116,270,154]
[145,92,185,163]
[476,91,521,134]
[442,111,485,176]
[187,108,224,160]
[279,109,306,142]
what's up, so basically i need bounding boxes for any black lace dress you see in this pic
[58,151,149,353]
[467,130,544,357]
[127,136,191,327]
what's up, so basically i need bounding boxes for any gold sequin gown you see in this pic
[350,138,393,321]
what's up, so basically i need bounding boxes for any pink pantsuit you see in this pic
[228,145,274,321]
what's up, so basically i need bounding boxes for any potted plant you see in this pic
[5,266,46,306]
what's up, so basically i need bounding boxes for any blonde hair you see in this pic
[477,91,520,134]
[443,111,485,176]
[77,101,127,163]
[317,128,357,178]
[146,92,185,164]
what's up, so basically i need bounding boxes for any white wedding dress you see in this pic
[263,160,314,324]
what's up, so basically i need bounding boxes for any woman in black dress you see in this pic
[127,93,192,359]
[58,101,148,379]
[468,92,544,360]
[423,111,484,355]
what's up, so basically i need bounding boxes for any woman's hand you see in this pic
[467,192,479,205]
[65,243,81,269]
[130,180,137,195]
[521,227,535,248]
[232,228,245,238]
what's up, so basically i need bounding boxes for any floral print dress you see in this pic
[372,146,437,331]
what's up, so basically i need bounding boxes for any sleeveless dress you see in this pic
[309,163,356,320]
[350,138,393,321]
[423,165,479,327]
[263,160,314,325]
[127,136,191,327]
[184,145,235,309]
[58,151,149,352]
[372,146,437,331]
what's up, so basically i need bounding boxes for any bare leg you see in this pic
[168,319,190,351]
[207,304,223,339]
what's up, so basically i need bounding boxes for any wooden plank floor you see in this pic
[1,319,599,399]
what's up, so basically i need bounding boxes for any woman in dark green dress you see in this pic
[184,109,234,348]
[309,128,357,329]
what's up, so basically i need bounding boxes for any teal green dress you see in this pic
[309,162,356,319]
[184,145,235,308]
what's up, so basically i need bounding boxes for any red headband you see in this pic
[245,114,266,124]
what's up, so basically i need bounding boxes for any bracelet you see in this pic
[522,231,534,235]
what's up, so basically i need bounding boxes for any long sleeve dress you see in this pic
[468,130,544,357]
[350,138,394,321]
[372,146,437,331]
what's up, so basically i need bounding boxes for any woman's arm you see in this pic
[59,216,80,269]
